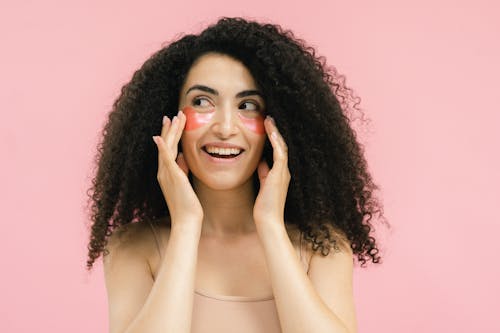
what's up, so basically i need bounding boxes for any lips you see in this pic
[202,146,243,159]
[201,147,245,164]
[201,142,244,157]
[202,142,245,150]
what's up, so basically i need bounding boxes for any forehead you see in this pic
[181,53,258,94]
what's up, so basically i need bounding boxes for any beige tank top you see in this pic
[147,222,311,333]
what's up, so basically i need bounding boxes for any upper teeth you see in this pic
[206,146,242,155]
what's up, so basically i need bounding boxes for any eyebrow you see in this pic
[185,84,263,99]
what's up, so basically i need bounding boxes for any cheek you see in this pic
[182,106,215,131]
[238,114,265,135]
[182,106,265,135]
[180,133,196,163]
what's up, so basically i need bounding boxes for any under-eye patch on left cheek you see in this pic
[238,113,265,135]
[182,106,215,131]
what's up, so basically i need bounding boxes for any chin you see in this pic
[193,173,255,191]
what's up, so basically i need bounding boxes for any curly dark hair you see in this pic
[85,16,389,271]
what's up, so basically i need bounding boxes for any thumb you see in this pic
[176,152,189,175]
[257,159,270,183]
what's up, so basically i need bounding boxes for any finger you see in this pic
[160,115,171,140]
[172,110,186,147]
[265,117,288,167]
[152,135,166,170]
[155,114,177,166]
[268,117,288,153]
[165,114,179,150]
[155,116,172,167]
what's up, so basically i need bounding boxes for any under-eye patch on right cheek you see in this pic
[182,106,215,131]
[238,113,265,135]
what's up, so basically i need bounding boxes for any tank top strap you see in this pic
[298,230,311,274]
[147,220,164,259]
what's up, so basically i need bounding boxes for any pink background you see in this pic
[1,0,498,332]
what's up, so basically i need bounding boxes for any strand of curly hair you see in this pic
[85,17,390,271]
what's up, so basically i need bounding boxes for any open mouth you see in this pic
[202,146,244,159]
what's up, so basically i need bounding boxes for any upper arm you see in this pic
[307,239,358,333]
[103,223,155,333]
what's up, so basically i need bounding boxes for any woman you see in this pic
[86,17,387,333]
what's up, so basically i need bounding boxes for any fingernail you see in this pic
[178,109,184,116]
[172,116,178,124]
[152,136,158,144]
[162,116,167,125]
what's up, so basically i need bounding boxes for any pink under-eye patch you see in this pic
[182,106,265,135]
[238,113,265,135]
[182,106,214,130]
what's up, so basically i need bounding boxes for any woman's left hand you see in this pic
[253,116,291,230]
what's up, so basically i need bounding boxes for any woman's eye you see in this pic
[192,97,212,107]
[239,101,265,118]
[239,101,259,111]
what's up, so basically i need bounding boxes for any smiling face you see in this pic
[178,52,267,191]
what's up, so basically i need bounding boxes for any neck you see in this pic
[193,176,257,238]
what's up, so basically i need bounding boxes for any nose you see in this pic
[211,106,238,138]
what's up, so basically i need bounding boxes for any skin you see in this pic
[176,52,277,238]
[182,105,265,134]
[103,51,357,333]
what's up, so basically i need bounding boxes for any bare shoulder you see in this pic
[300,224,352,255]
[284,223,302,245]
[105,222,149,255]
[103,218,170,333]
[104,217,171,265]
[306,225,357,333]
[286,223,353,264]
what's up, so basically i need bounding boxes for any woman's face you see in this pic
[178,52,267,191]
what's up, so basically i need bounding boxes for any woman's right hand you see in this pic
[152,110,203,228]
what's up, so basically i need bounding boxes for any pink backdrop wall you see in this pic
[1,0,498,331]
